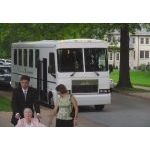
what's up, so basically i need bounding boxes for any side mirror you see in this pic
[48,66,51,73]
[48,66,56,78]
[51,73,56,78]
[48,65,55,73]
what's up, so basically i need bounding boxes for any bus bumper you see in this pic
[74,93,111,106]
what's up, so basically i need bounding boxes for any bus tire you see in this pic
[95,105,104,111]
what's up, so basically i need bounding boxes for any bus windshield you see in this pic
[84,48,108,72]
[57,48,83,72]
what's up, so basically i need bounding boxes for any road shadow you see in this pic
[79,106,103,113]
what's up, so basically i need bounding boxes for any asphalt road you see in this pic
[79,92,150,127]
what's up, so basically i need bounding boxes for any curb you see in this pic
[112,89,150,101]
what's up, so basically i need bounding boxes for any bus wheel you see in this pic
[95,105,104,111]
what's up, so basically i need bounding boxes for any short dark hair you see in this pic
[20,75,30,82]
[56,84,67,94]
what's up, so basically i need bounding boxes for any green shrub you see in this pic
[0,97,11,112]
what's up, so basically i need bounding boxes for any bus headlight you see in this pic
[99,89,111,94]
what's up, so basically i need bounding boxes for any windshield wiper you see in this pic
[70,72,76,77]
[94,72,99,76]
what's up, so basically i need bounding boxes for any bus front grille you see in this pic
[72,79,98,93]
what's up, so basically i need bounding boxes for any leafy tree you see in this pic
[1,23,149,89]
[77,23,142,88]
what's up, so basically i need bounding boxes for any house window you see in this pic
[140,51,144,58]
[146,38,149,44]
[116,53,119,60]
[132,38,135,44]
[29,49,33,67]
[145,51,149,58]
[109,52,112,60]
[140,38,144,44]
[18,49,22,66]
[14,49,17,65]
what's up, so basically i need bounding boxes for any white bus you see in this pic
[11,39,111,110]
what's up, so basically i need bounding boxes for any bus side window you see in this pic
[18,49,22,66]
[48,53,56,74]
[14,49,17,65]
[35,49,39,68]
[29,49,33,67]
[24,49,27,66]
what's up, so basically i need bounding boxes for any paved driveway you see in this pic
[79,92,150,127]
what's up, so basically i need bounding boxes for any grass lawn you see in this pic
[110,70,150,87]
[0,96,11,112]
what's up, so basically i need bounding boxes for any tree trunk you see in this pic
[113,51,115,68]
[116,24,132,88]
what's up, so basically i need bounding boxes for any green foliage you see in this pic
[111,70,150,87]
[0,23,149,59]
[0,50,8,58]
[0,23,74,58]
[0,96,11,112]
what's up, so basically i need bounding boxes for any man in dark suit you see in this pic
[11,75,40,126]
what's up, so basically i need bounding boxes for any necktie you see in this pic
[24,91,27,100]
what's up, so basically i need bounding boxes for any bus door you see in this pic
[37,58,48,105]
[48,53,56,107]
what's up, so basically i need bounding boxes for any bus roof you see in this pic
[12,39,108,48]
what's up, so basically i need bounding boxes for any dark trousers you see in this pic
[56,119,73,127]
